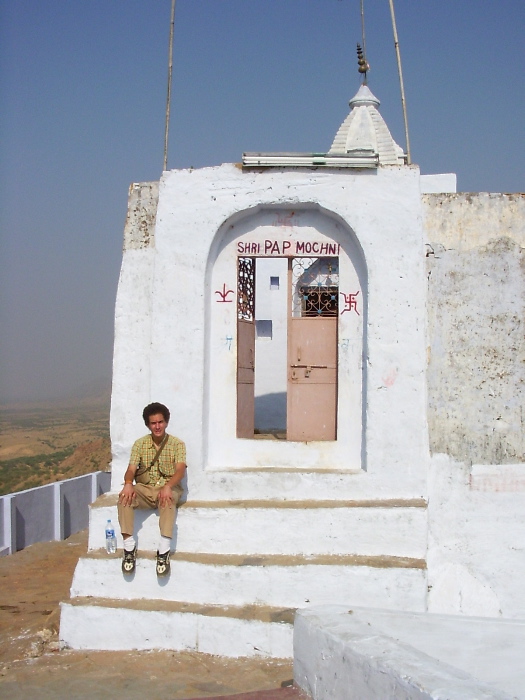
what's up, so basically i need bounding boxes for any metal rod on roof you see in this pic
[388,0,411,164]
[360,0,367,61]
[163,0,176,171]
[359,0,369,85]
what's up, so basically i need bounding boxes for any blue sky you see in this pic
[1,0,524,402]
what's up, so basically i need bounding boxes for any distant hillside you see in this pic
[0,393,111,496]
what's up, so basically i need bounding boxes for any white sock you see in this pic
[124,536,136,552]
[158,536,171,555]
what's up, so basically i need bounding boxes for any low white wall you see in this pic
[0,471,111,555]
[294,606,524,699]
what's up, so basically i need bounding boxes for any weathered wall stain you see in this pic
[422,192,525,251]
[426,234,524,464]
[123,182,159,250]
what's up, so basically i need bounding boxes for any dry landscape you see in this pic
[0,392,111,496]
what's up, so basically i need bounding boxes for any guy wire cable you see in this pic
[163,0,176,172]
[388,0,411,164]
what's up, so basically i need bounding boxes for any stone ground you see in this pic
[0,531,306,700]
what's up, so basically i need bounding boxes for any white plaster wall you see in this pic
[110,182,160,491]
[420,173,457,194]
[423,193,525,620]
[422,192,525,250]
[254,257,287,431]
[112,164,430,501]
[427,454,525,619]
[426,237,524,465]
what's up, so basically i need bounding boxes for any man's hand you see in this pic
[119,482,136,506]
[157,484,174,508]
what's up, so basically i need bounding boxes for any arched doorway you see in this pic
[236,255,340,441]
[206,206,366,470]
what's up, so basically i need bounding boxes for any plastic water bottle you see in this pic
[105,519,117,554]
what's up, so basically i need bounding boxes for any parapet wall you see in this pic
[424,194,525,465]
[0,471,111,555]
[422,192,525,250]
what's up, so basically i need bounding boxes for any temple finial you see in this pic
[357,43,369,85]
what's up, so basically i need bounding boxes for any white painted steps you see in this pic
[70,551,426,609]
[61,492,429,657]
[89,494,427,559]
[60,597,294,657]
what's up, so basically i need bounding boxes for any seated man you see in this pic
[118,402,186,576]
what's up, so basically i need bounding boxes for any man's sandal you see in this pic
[156,550,170,577]
[122,546,137,574]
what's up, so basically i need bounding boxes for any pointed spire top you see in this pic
[356,43,370,85]
[328,84,406,166]
[349,84,380,109]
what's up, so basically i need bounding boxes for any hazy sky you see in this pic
[1,1,524,403]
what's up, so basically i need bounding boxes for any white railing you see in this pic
[0,471,111,556]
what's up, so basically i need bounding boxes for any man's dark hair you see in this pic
[143,402,170,425]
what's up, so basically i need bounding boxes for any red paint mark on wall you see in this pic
[340,291,360,315]
[237,239,340,257]
[295,241,340,255]
[237,241,261,255]
[215,284,234,302]
[275,212,295,227]
[382,368,398,387]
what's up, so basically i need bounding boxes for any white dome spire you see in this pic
[329,85,406,166]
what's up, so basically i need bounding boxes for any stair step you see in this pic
[64,595,295,622]
[70,555,427,611]
[89,496,427,557]
[93,494,427,509]
[60,597,293,657]
[88,549,426,569]
[182,498,427,509]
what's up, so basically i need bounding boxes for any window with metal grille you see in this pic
[299,285,339,317]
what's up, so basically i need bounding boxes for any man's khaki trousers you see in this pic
[117,483,182,539]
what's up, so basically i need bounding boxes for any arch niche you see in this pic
[205,204,367,472]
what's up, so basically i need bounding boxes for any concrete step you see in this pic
[60,597,294,657]
[90,494,427,558]
[187,468,427,502]
[70,551,427,611]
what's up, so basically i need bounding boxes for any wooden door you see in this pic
[237,257,256,438]
[286,256,339,441]
[237,319,255,437]
[287,316,337,441]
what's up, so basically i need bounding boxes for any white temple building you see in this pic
[60,75,525,668]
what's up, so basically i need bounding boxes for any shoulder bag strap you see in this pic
[149,435,169,468]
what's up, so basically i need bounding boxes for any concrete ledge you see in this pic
[293,606,524,699]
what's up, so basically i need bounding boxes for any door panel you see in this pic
[287,317,337,441]
[237,319,255,438]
